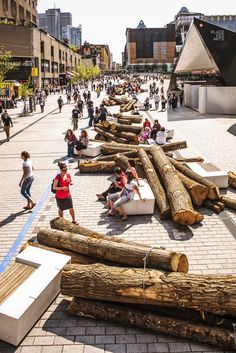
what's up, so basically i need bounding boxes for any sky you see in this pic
[38,0,236,63]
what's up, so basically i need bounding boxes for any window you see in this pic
[11,0,17,17]
[41,60,50,73]
[66,53,68,61]
[40,41,44,54]
[19,5,25,21]
[2,0,9,11]
[26,10,31,21]
[51,46,54,57]
[59,50,61,60]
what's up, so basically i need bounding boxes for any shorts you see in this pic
[109,192,131,208]
[56,196,73,211]
[75,142,87,151]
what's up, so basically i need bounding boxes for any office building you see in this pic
[0,0,38,27]
[0,23,81,87]
[125,20,176,72]
[204,15,236,32]
[62,25,82,47]
[38,8,72,41]
[82,43,111,70]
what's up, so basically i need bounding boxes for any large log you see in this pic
[68,298,236,349]
[94,150,137,162]
[175,156,204,163]
[100,141,187,155]
[50,217,188,273]
[110,122,142,135]
[137,149,171,219]
[78,160,115,173]
[169,157,220,201]
[61,263,236,317]
[117,118,132,125]
[108,96,126,105]
[94,125,127,144]
[177,171,208,207]
[37,229,185,272]
[109,130,139,143]
[204,199,222,214]
[228,171,236,189]
[220,195,236,210]
[116,114,143,124]
[150,146,203,225]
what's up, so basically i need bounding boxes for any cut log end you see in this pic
[178,255,189,274]
[173,211,200,226]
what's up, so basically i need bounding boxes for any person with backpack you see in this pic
[57,96,64,113]
[52,162,77,224]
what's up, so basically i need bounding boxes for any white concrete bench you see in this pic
[166,129,174,139]
[123,179,155,215]
[84,141,104,157]
[0,246,70,346]
[187,162,228,188]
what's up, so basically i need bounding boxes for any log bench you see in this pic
[84,141,105,157]
[0,246,70,346]
[123,178,155,215]
[187,162,228,188]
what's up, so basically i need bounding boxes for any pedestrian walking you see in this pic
[154,91,160,111]
[64,129,77,158]
[71,106,80,131]
[57,96,64,113]
[1,109,13,141]
[99,104,108,123]
[19,151,36,210]
[53,162,77,224]
[39,97,45,113]
[66,92,72,104]
[88,105,94,127]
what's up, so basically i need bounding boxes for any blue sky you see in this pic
[38,0,236,62]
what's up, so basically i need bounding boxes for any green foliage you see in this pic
[21,79,33,99]
[70,45,79,53]
[72,64,101,83]
[0,46,20,84]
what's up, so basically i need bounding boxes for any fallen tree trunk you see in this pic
[117,118,132,125]
[37,229,184,272]
[68,298,236,349]
[110,122,142,135]
[169,157,220,201]
[78,160,115,173]
[50,217,188,273]
[177,171,208,207]
[220,196,236,210]
[109,130,139,143]
[94,125,127,144]
[150,146,203,225]
[175,157,204,163]
[204,199,222,214]
[101,141,187,155]
[61,263,236,317]
[228,171,236,189]
[119,115,143,124]
[137,149,171,219]
[114,153,130,171]
[108,96,126,105]
[94,150,137,162]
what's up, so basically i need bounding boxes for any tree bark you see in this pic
[94,151,137,162]
[169,157,220,201]
[114,153,130,171]
[50,217,188,273]
[109,130,139,144]
[117,114,143,124]
[220,196,236,210]
[177,171,208,207]
[204,199,222,214]
[150,146,203,225]
[78,160,115,173]
[228,171,236,189]
[61,263,236,317]
[110,123,142,135]
[68,298,236,349]
[118,118,133,125]
[37,228,184,272]
[94,125,128,144]
[174,157,204,163]
[137,149,171,219]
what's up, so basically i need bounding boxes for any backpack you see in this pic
[51,175,61,194]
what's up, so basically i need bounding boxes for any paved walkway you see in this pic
[0,80,236,353]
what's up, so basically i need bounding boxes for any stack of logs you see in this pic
[24,217,236,350]
[102,96,137,112]
[78,143,236,225]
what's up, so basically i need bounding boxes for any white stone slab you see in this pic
[84,141,104,157]
[0,247,71,346]
[187,162,228,188]
[123,179,155,215]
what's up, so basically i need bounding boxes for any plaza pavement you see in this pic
[0,81,236,353]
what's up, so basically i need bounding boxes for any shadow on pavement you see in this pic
[228,123,236,136]
[0,210,30,228]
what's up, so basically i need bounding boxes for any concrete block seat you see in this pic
[166,129,174,139]
[187,162,228,188]
[123,179,155,215]
[0,247,70,346]
[83,141,105,157]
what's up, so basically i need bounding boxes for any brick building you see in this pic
[0,0,38,27]
[125,20,176,72]
[81,42,111,70]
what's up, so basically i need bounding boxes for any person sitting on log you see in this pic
[96,167,126,202]
[138,127,151,143]
[142,118,151,130]
[131,105,140,115]
[156,127,167,145]
[107,171,144,221]
[150,119,161,140]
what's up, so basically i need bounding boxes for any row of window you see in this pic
[40,42,78,65]
[41,60,68,73]
[2,0,37,23]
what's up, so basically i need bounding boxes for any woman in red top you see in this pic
[53,162,77,224]
[142,118,151,130]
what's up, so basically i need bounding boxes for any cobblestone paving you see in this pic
[0,82,235,353]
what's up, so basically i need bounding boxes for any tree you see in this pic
[0,46,20,84]
[72,64,101,83]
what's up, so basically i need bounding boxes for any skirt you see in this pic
[56,196,73,211]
